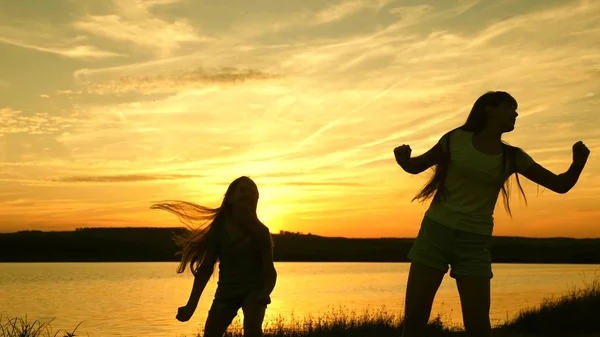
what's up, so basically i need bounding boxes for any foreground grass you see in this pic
[496,276,600,337]
[3,277,599,337]
[219,308,461,337]
[0,316,82,337]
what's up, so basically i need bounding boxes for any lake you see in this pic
[1,262,599,337]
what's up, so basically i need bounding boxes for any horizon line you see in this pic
[2,226,600,240]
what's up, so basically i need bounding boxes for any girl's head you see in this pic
[224,176,260,223]
[462,91,519,134]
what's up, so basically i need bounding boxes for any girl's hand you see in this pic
[572,141,590,166]
[394,144,412,165]
[176,304,195,322]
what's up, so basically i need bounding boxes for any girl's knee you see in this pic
[203,305,238,337]
[243,315,265,335]
[242,308,266,337]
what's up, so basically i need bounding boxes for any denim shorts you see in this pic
[210,291,271,313]
[408,216,493,279]
[206,291,271,329]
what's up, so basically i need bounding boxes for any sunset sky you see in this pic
[0,0,598,238]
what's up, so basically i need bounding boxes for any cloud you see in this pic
[54,173,204,183]
[275,181,363,187]
[465,1,599,49]
[142,0,186,7]
[55,89,84,96]
[451,0,480,16]
[2,198,49,207]
[0,36,122,59]
[228,0,394,39]
[74,66,283,95]
[312,1,376,25]
[40,94,50,99]
[310,0,396,26]
[0,108,20,119]
[388,4,435,22]
[0,108,81,136]
[72,0,207,56]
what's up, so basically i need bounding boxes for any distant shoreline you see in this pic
[0,260,600,266]
[2,227,600,264]
[2,228,599,240]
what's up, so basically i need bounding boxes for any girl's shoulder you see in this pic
[256,222,272,239]
[255,222,273,247]
[451,128,472,138]
[439,128,470,152]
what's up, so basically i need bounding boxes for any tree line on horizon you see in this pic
[1,227,600,263]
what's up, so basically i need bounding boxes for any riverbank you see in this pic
[223,276,600,336]
[2,277,599,337]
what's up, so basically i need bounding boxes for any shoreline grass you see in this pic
[220,308,463,337]
[0,316,82,337]
[3,277,599,337]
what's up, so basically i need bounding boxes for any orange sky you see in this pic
[0,0,599,238]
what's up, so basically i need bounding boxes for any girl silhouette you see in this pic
[394,91,590,337]
[152,176,277,337]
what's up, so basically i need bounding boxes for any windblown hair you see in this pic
[412,91,527,216]
[150,176,256,275]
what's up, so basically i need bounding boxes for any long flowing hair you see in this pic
[412,91,527,216]
[150,176,256,275]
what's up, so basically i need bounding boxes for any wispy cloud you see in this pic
[465,0,599,49]
[142,0,186,7]
[55,89,84,95]
[312,0,384,25]
[239,0,394,37]
[451,0,480,16]
[55,173,204,183]
[0,108,81,136]
[274,181,363,187]
[0,36,122,59]
[72,66,282,95]
[73,0,207,56]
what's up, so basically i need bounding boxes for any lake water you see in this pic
[1,262,599,337]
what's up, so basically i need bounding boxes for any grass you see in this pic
[219,307,461,337]
[495,276,600,337]
[2,277,599,337]
[0,316,82,337]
